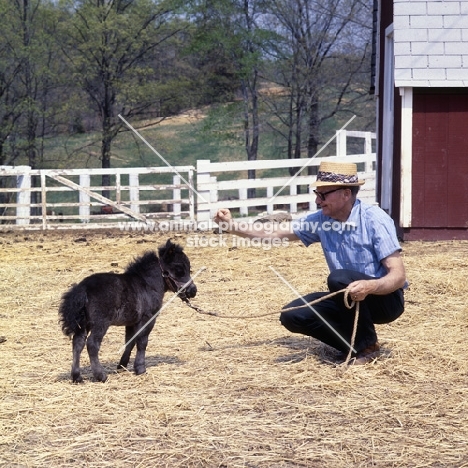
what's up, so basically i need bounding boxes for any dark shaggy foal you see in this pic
[59,239,197,383]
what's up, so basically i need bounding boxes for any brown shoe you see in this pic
[348,343,381,366]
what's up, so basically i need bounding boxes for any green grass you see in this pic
[38,107,374,172]
[40,117,247,170]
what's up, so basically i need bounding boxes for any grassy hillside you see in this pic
[39,108,375,172]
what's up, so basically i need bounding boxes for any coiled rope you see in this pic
[182,287,360,366]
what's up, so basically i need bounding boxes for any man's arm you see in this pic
[214,208,299,241]
[347,251,407,301]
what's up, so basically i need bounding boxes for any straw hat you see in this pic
[312,161,365,187]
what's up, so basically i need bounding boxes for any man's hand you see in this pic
[347,279,378,302]
[214,208,232,224]
[214,208,233,231]
[347,251,406,301]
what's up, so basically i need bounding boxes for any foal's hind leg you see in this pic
[117,326,136,371]
[86,325,109,382]
[71,331,87,383]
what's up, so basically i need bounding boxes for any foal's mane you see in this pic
[125,251,159,275]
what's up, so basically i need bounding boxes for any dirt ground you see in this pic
[1,229,468,467]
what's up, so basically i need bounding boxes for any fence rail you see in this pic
[0,130,376,231]
[0,166,195,230]
[196,153,376,222]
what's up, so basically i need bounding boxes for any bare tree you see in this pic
[262,0,373,176]
[190,0,274,197]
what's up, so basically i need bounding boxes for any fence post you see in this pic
[364,132,372,155]
[336,130,347,157]
[196,160,212,224]
[79,174,90,223]
[40,171,47,229]
[364,132,374,172]
[129,173,139,214]
[115,172,121,204]
[308,185,316,212]
[188,169,195,222]
[173,175,181,220]
[16,166,31,225]
[238,188,248,216]
[267,186,274,214]
[289,184,297,213]
[210,176,218,215]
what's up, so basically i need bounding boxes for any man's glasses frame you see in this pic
[313,187,346,201]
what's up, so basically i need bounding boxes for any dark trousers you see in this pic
[279,269,404,354]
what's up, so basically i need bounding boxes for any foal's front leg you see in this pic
[86,326,109,382]
[133,323,154,375]
[117,326,136,371]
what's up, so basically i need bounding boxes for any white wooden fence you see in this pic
[0,166,195,230]
[196,153,376,222]
[0,130,376,231]
[196,130,376,221]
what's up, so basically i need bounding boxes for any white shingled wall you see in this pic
[393,0,468,87]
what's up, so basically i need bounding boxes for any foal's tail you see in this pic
[58,283,88,337]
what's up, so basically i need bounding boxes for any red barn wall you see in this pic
[405,89,468,240]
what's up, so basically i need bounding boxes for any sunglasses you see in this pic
[313,188,345,201]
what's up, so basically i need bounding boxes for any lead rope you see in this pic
[181,287,360,366]
[343,289,360,366]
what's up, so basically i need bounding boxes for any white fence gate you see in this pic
[0,166,195,230]
[0,131,376,231]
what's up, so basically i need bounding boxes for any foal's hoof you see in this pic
[93,371,108,382]
[72,371,83,384]
[134,366,146,376]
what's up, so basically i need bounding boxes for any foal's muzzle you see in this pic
[180,281,197,299]
[164,272,197,300]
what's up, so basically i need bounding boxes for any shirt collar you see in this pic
[341,199,360,230]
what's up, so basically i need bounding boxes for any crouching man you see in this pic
[214,161,407,365]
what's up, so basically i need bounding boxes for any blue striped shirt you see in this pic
[292,200,402,279]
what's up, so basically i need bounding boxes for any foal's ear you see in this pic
[159,239,176,260]
[165,239,176,256]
